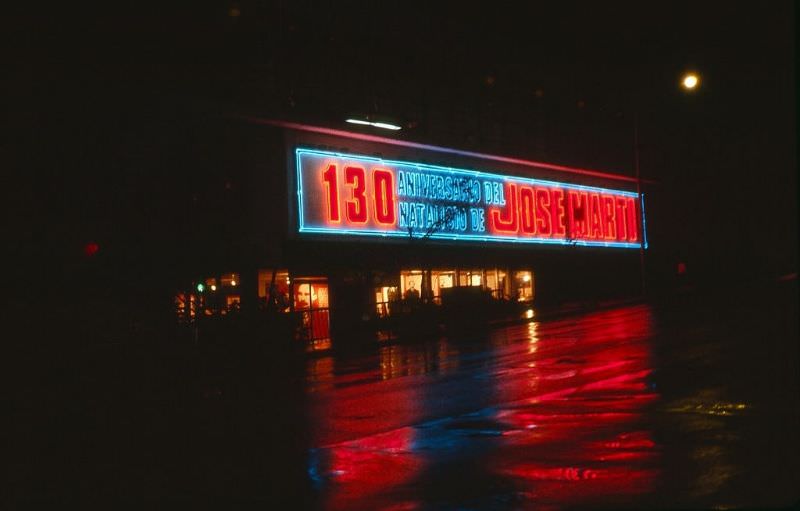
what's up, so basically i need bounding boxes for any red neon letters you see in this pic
[323,164,397,227]
[322,164,340,222]
[373,169,396,225]
[491,183,519,233]
[519,186,535,234]
[488,183,640,243]
[316,159,641,244]
[344,166,368,223]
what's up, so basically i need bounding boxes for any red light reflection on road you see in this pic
[490,306,661,507]
[310,427,424,511]
[308,305,661,509]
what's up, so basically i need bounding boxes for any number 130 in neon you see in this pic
[322,164,396,225]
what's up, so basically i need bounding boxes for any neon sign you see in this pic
[296,148,646,248]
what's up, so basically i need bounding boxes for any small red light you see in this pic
[677,262,686,275]
[84,242,99,257]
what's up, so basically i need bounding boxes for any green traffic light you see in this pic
[196,283,205,292]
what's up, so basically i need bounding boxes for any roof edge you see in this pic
[233,116,657,185]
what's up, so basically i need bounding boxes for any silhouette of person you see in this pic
[404,281,420,300]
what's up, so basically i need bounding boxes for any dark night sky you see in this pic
[9,1,797,298]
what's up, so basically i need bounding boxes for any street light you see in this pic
[634,70,701,298]
[681,72,700,91]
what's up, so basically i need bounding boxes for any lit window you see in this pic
[311,283,329,308]
[375,286,399,317]
[174,293,197,321]
[458,269,483,287]
[293,278,330,342]
[430,270,455,300]
[293,281,329,310]
[485,270,497,291]
[400,270,423,300]
[485,269,508,299]
[294,283,312,310]
[221,273,240,287]
[258,269,291,312]
[513,271,535,302]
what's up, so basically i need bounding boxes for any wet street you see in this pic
[10,281,799,508]
[302,284,799,510]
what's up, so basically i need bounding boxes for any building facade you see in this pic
[175,118,647,349]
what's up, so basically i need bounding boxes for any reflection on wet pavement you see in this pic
[11,284,795,506]
[308,306,662,509]
[304,295,800,510]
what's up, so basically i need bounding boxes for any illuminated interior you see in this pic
[514,271,534,302]
[177,265,533,344]
[484,269,509,299]
[391,267,530,309]
[430,270,455,301]
[220,273,239,287]
[375,286,399,317]
[174,293,197,321]
[225,295,241,310]
[293,281,329,310]
[258,268,291,312]
[400,271,424,300]
[293,278,331,343]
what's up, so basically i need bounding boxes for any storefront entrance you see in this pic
[292,278,331,344]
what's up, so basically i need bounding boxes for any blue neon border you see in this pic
[295,148,648,250]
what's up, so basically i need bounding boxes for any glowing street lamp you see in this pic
[681,72,700,90]
[632,69,701,297]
